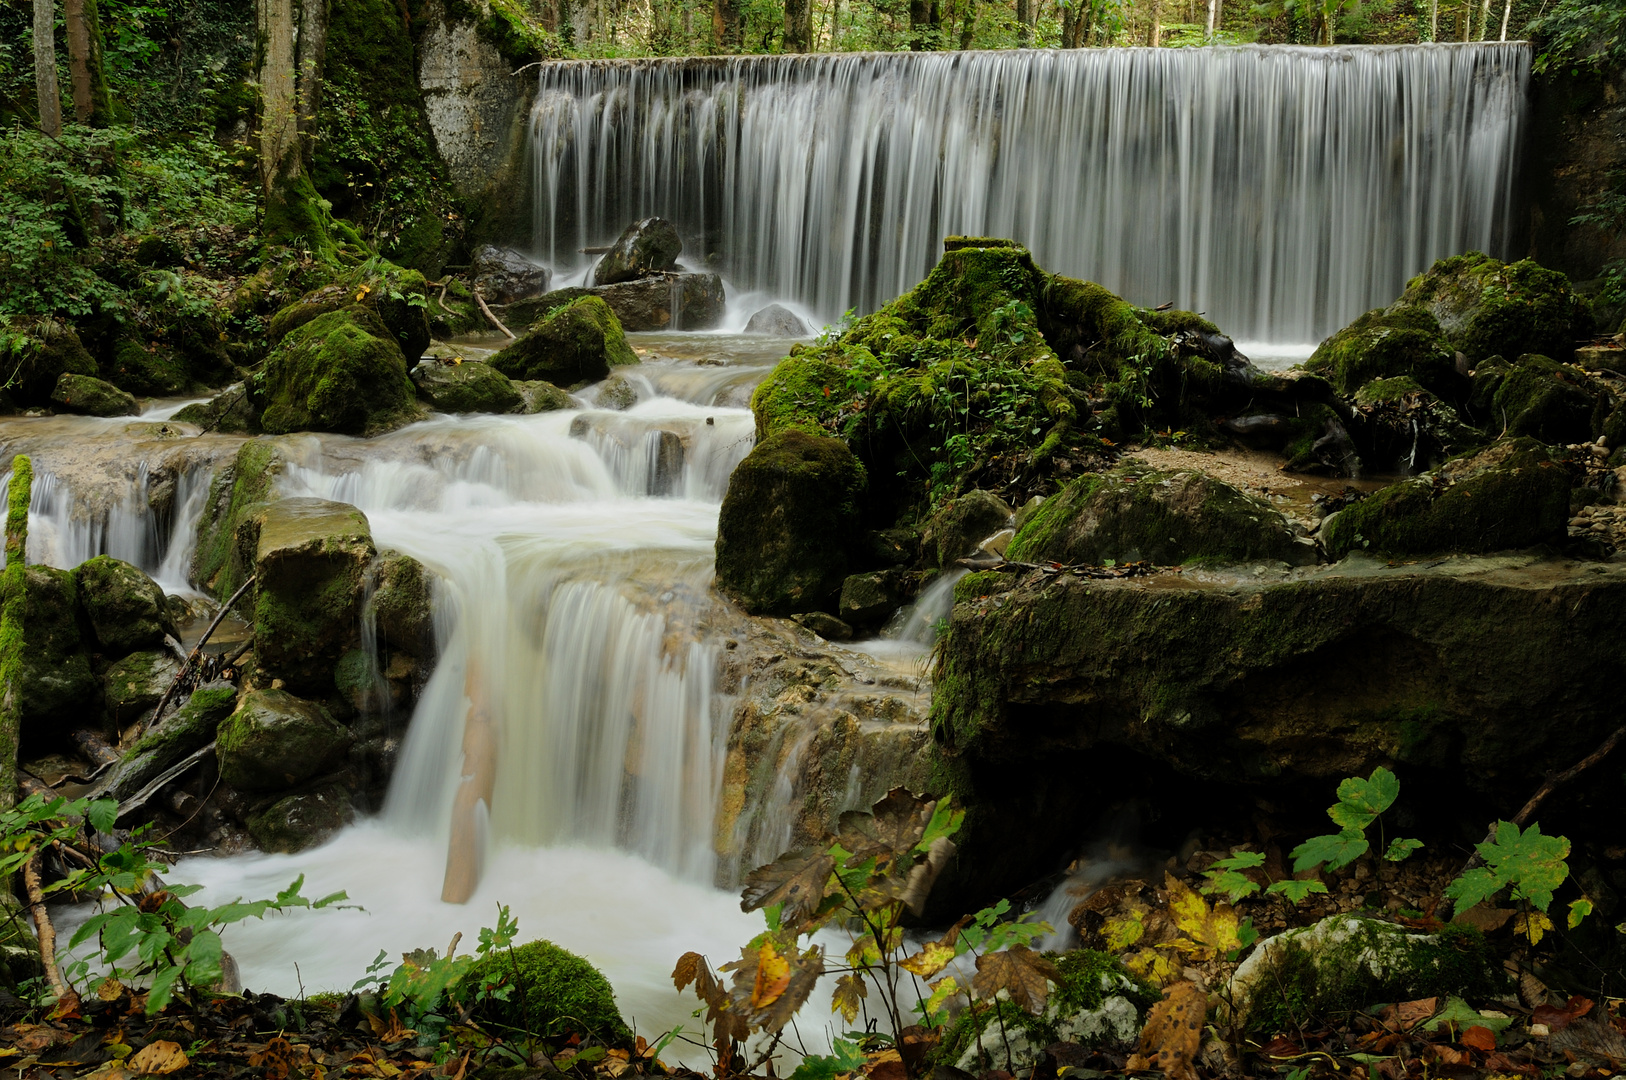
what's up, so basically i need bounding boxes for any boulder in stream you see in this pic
[267,269,433,364]
[921,489,1013,569]
[490,295,638,388]
[472,245,551,304]
[512,273,725,332]
[16,565,100,731]
[49,373,138,417]
[1393,251,1593,366]
[216,688,352,791]
[73,555,178,658]
[1467,354,1607,445]
[172,384,259,434]
[744,303,812,337]
[592,217,682,286]
[257,309,423,437]
[103,650,181,729]
[1304,306,1461,398]
[246,782,355,853]
[410,358,523,414]
[102,682,239,803]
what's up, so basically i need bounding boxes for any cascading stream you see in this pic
[532,43,1529,342]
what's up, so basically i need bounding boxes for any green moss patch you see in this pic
[255,308,422,436]
[1397,252,1593,366]
[490,296,637,388]
[467,939,629,1044]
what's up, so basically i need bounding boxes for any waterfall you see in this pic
[530,43,1529,342]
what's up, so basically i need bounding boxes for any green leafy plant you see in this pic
[1198,849,1329,906]
[1290,766,1420,875]
[350,904,520,1046]
[1445,821,1573,916]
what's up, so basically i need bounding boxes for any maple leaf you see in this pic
[1461,1025,1498,1052]
[971,946,1059,1014]
[741,848,835,925]
[1328,767,1400,830]
[831,972,867,1024]
[898,941,955,979]
[922,974,960,1020]
[673,951,703,992]
[1291,827,1370,873]
[760,945,824,1032]
[836,788,933,862]
[1125,982,1205,1080]
[752,942,792,1010]
[1164,872,1243,960]
[1447,821,1571,913]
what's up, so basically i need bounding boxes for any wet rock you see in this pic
[257,308,423,437]
[515,379,573,413]
[1008,467,1314,568]
[49,373,138,417]
[744,304,812,337]
[472,245,552,305]
[1321,438,1571,558]
[5,321,97,407]
[103,650,181,729]
[17,565,99,731]
[73,555,178,658]
[592,217,682,286]
[370,552,434,657]
[193,439,286,597]
[490,296,638,388]
[1350,376,1481,472]
[103,682,239,803]
[1467,354,1607,446]
[241,497,376,696]
[514,274,725,332]
[714,429,867,616]
[1394,251,1593,367]
[246,783,354,853]
[921,490,1013,568]
[267,271,433,364]
[410,358,523,414]
[839,570,908,627]
[1304,306,1461,398]
[216,688,352,791]
[172,383,259,434]
[594,376,638,411]
[791,611,853,640]
[649,430,684,496]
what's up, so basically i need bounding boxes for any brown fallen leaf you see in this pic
[1533,995,1594,1033]
[1396,998,1439,1030]
[128,1039,189,1076]
[972,946,1061,1014]
[1461,1025,1497,1052]
[1453,904,1515,934]
[1126,981,1206,1080]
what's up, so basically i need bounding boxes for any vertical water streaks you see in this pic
[531,44,1529,341]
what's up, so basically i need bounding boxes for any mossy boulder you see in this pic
[257,309,422,437]
[489,296,638,388]
[370,551,434,656]
[216,689,352,791]
[1467,354,1608,445]
[410,359,523,414]
[1009,467,1316,568]
[1304,307,1460,397]
[17,565,99,731]
[715,430,868,616]
[1396,252,1592,366]
[1230,917,1499,1034]
[103,682,239,802]
[106,337,193,397]
[103,650,181,729]
[8,321,97,406]
[1350,377,1482,473]
[838,569,911,627]
[1322,438,1572,558]
[592,217,682,286]
[921,489,1013,568]
[466,939,631,1044]
[193,439,285,598]
[73,555,177,658]
[245,783,354,853]
[50,373,138,417]
[267,269,433,363]
[515,380,573,413]
[172,384,259,434]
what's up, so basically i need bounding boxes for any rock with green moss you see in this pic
[715,430,868,616]
[515,380,573,413]
[370,552,434,656]
[921,490,1013,568]
[1467,354,1607,446]
[103,650,181,729]
[1350,377,1483,472]
[193,438,286,598]
[1395,252,1592,366]
[1009,467,1316,568]
[217,689,352,791]
[1230,917,1500,1033]
[103,682,240,802]
[17,565,99,729]
[410,359,523,414]
[106,337,193,397]
[1304,307,1461,398]
[267,269,434,363]
[257,309,423,437]
[1322,438,1572,558]
[7,322,98,407]
[838,569,912,627]
[240,498,377,696]
[466,939,631,1044]
[172,384,260,434]
[490,296,638,388]
[593,217,682,286]
[73,555,178,658]
[50,373,138,417]
[246,783,354,853]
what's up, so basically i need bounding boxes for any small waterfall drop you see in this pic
[530,44,1529,341]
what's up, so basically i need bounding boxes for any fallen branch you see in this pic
[474,289,515,339]
[116,741,218,821]
[140,575,256,739]
[24,848,77,1008]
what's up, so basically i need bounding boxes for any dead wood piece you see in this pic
[474,289,515,339]
[24,849,77,1008]
[141,574,256,739]
[116,741,217,821]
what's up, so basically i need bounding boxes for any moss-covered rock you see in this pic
[1468,354,1607,445]
[217,689,352,791]
[1009,467,1315,568]
[515,379,573,413]
[1322,438,1572,558]
[267,268,434,364]
[1396,252,1593,366]
[838,569,911,627]
[49,373,138,417]
[257,308,422,437]
[715,430,868,616]
[466,939,630,1044]
[410,359,522,414]
[193,438,285,598]
[103,682,239,802]
[106,337,193,397]
[369,551,434,656]
[242,498,377,696]
[103,649,181,729]
[1304,306,1460,398]
[172,384,260,434]
[17,565,99,731]
[592,218,682,286]
[489,296,638,388]
[921,490,1013,568]
[245,783,354,853]
[73,555,178,658]
[1230,917,1500,1034]
[7,321,98,406]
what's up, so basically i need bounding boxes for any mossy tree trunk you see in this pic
[784,0,812,51]
[64,0,112,126]
[258,0,334,253]
[33,0,62,137]
[1,457,32,810]
[1015,0,1032,45]
[712,0,741,52]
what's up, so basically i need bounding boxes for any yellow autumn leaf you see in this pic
[1102,910,1146,952]
[924,974,960,1017]
[128,1039,189,1075]
[1515,910,1553,946]
[1165,872,1242,960]
[899,941,956,978]
[1122,947,1179,986]
[831,972,867,1023]
[752,942,792,1009]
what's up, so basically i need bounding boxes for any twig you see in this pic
[24,849,77,1007]
[140,575,256,738]
[1460,724,1626,876]
[474,289,515,339]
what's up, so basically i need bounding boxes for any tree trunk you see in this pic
[64,0,111,125]
[259,0,334,251]
[784,0,812,51]
[712,0,740,51]
[1147,0,1160,46]
[1476,0,1489,38]
[1427,0,1437,40]
[1017,0,1033,45]
[1497,0,1509,38]
[1204,0,1218,38]
[1,457,32,812]
[829,0,841,48]
[909,0,939,49]
[960,0,977,47]
[33,0,61,137]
